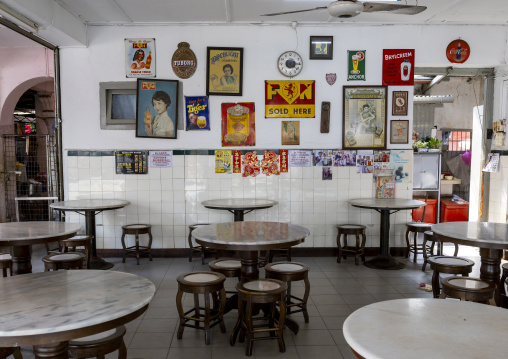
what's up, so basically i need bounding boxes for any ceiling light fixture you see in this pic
[0,2,38,31]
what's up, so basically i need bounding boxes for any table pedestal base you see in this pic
[363,255,405,270]
[89,256,114,270]
[34,342,69,359]
[11,245,32,275]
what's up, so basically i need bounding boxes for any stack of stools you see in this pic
[0,253,13,277]
[60,235,92,269]
[440,277,496,304]
[121,224,153,265]
[421,231,459,271]
[405,222,433,262]
[68,325,127,359]
[264,262,310,323]
[176,271,226,345]
[188,223,217,265]
[427,255,474,298]
[336,224,366,265]
[497,263,508,308]
[230,279,287,356]
[42,252,86,271]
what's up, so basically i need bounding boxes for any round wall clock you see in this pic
[277,51,303,77]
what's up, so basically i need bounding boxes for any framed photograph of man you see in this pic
[206,47,243,96]
[310,36,333,60]
[136,79,179,139]
[390,120,409,144]
[343,86,387,149]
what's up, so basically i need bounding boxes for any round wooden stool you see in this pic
[336,224,366,265]
[208,258,241,279]
[264,262,310,323]
[176,271,226,345]
[440,277,496,304]
[61,235,92,269]
[0,347,22,359]
[230,279,287,357]
[121,224,153,265]
[42,252,85,271]
[0,253,13,277]
[428,256,474,298]
[421,230,459,271]
[188,223,217,265]
[497,262,508,308]
[405,222,433,262]
[68,325,127,359]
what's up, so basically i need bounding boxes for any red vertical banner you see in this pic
[382,49,414,86]
[280,149,288,172]
[232,150,242,173]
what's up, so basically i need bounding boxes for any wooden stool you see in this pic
[121,224,153,265]
[208,258,241,279]
[428,256,474,298]
[440,277,496,304]
[188,224,217,265]
[336,224,366,265]
[230,279,287,356]
[497,262,508,308]
[0,253,13,277]
[421,231,459,271]
[0,347,22,359]
[266,248,292,263]
[405,222,433,262]
[176,271,226,345]
[68,325,127,359]
[264,262,310,323]
[61,235,92,269]
[42,252,85,271]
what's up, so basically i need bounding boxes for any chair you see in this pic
[188,224,217,265]
[121,224,153,265]
[42,252,85,271]
[68,325,127,359]
[176,271,226,345]
[264,261,310,323]
[440,277,496,304]
[427,255,474,298]
[336,224,366,265]
[497,262,508,308]
[230,279,287,356]
[421,231,459,271]
[0,347,22,359]
[60,235,92,269]
[405,222,433,262]
[0,253,13,277]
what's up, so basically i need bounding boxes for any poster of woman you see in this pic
[136,79,179,139]
[125,38,155,78]
[206,47,243,96]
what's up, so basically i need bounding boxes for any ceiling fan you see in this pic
[261,1,427,19]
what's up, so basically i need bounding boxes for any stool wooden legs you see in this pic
[337,231,366,265]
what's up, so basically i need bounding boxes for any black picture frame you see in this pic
[206,47,243,96]
[390,120,409,144]
[310,36,333,60]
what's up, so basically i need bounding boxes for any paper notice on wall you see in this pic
[483,153,500,172]
[215,150,232,174]
[149,151,173,167]
[390,149,413,183]
[288,150,312,167]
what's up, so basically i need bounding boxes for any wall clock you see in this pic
[278,51,303,78]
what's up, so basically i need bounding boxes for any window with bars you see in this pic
[442,130,471,152]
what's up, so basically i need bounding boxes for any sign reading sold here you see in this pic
[265,81,315,118]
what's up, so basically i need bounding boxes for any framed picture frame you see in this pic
[206,47,243,96]
[136,78,179,139]
[390,120,409,144]
[310,36,333,60]
[343,86,387,149]
[392,91,408,116]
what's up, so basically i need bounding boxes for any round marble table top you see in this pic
[348,198,426,210]
[432,221,508,250]
[50,199,130,211]
[343,298,508,359]
[0,270,155,346]
[201,198,278,210]
[192,221,309,251]
[0,221,81,246]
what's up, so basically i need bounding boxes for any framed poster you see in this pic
[206,47,243,96]
[382,49,414,86]
[185,96,209,130]
[347,50,366,81]
[392,91,408,116]
[265,80,315,118]
[281,121,300,145]
[343,86,387,149]
[136,79,179,139]
[125,38,155,78]
[390,120,409,144]
[221,102,255,146]
[310,36,333,60]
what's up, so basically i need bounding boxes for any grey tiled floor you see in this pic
[17,245,484,359]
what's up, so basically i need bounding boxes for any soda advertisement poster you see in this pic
[265,81,315,118]
[125,38,155,78]
[347,50,366,81]
[185,96,210,130]
[446,39,470,64]
[382,49,414,86]
[206,47,243,96]
[221,102,255,147]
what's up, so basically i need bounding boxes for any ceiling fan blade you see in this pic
[261,6,327,16]
[362,3,427,15]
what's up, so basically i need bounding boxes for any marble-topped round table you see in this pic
[0,221,81,275]
[348,198,426,270]
[50,199,130,270]
[343,298,508,359]
[201,198,278,222]
[0,270,154,358]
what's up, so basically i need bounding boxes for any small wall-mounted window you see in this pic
[100,82,136,130]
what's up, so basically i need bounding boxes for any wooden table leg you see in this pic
[240,251,259,281]
[479,247,503,306]
[33,342,69,358]
[10,245,32,275]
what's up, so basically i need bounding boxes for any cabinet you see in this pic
[412,152,441,223]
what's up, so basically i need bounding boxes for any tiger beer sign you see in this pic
[265,81,315,118]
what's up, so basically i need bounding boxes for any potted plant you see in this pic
[427,137,442,152]
[412,140,428,152]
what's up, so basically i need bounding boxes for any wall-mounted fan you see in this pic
[261,1,427,18]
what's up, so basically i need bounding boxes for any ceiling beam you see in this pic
[422,74,445,94]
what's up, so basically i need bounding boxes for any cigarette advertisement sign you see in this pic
[265,81,315,118]
[382,49,414,86]
[125,38,155,78]
[347,50,366,81]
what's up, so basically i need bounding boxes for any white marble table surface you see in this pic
[0,221,81,245]
[348,198,426,210]
[50,199,130,211]
[0,270,155,347]
[432,221,508,249]
[343,298,508,359]
[201,198,278,210]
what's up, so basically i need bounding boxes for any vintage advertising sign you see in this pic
[125,38,155,78]
[382,49,414,86]
[326,73,336,86]
[185,96,209,130]
[115,151,148,174]
[233,150,242,173]
[207,47,243,96]
[282,121,300,145]
[172,42,197,79]
[392,91,408,116]
[149,151,173,167]
[280,150,289,172]
[215,150,232,174]
[347,50,366,81]
[265,81,315,118]
[221,103,255,147]
[446,39,470,64]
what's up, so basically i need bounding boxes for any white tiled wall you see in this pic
[488,156,508,223]
[66,153,414,250]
